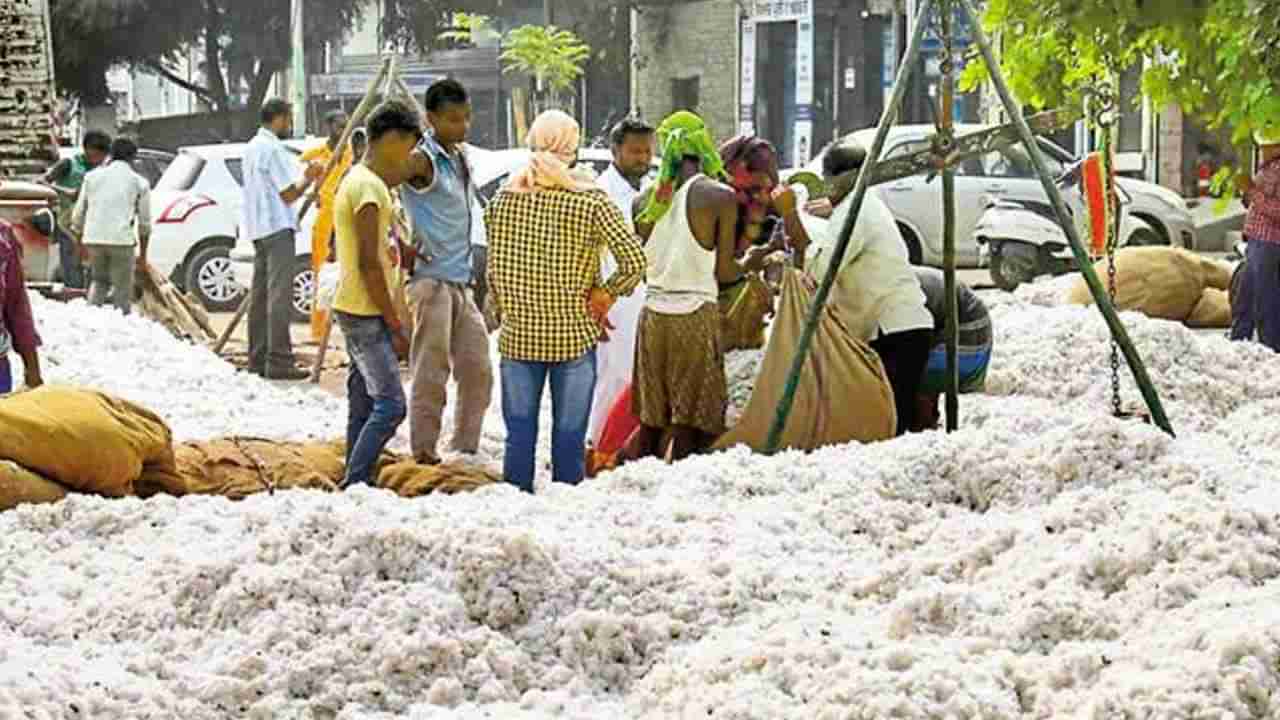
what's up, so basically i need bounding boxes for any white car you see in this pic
[795,125,1196,267]
[474,147,659,203]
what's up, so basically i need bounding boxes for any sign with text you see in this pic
[747,0,811,22]
[310,73,443,97]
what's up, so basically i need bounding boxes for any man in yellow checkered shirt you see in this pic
[301,110,354,341]
[485,110,645,493]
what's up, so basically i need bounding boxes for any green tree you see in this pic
[960,0,1280,187]
[500,25,591,113]
[50,0,364,112]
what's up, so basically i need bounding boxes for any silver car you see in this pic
[800,125,1196,267]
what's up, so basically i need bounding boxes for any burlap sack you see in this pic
[1186,288,1232,328]
[378,460,499,497]
[1066,247,1208,322]
[719,275,774,351]
[0,387,177,497]
[0,461,68,511]
[168,439,339,500]
[714,270,897,453]
[1199,256,1234,291]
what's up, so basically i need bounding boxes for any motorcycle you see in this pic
[974,159,1158,292]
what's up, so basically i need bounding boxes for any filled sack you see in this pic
[719,274,773,352]
[1066,246,1224,323]
[0,387,178,497]
[0,461,68,511]
[1186,288,1232,328]
[714,270,897,453]
[167,438,340,500]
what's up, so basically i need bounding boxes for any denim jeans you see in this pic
[0,355,10,394]
[56,227,85,289]
[337,312,407,489]
[500,349,597,493]
[1231,241,1255,341]
[1248,239,1280,352]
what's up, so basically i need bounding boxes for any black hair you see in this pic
[424,79,469,114]
[260,98,292,124]
[823,141,868,178]
[366,100,422,143]
[611,118,654,147]
[110,137,138,162]
[82,130,111,153]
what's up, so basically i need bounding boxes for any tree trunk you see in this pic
[202,0,231,112]
[248,60,280,113]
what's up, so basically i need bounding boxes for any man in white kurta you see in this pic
[588,119,655,446]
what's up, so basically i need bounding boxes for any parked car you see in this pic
[58,146,175,188]
[474,147,659,202]
[161,139,322,318]
[974,159,1157,291]
[0,181,59,288]
[794,125,1196,267]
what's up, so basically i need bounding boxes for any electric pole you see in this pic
[290,0,308,137]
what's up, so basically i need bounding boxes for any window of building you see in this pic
[672,76,700,113]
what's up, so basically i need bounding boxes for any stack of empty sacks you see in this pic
[1066,246,1235,328]
[0,387,497,511]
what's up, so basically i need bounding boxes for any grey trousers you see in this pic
[87,244,135,315]
[248,229,296,373]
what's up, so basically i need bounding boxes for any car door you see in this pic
[880,137,989,266]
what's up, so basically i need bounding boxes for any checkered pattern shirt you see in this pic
[1245,158,1280,245]
[486,188,645,362]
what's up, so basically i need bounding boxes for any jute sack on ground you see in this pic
[1186,288,1232,328]
[714,270,897,453]
[719,274,773,351]
[166,438,339,500]
[1066,247,1210,322]
[0,387,178,497]
[0,461,68,511]
[378,460,499,497]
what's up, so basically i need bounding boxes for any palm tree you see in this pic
[500,25,591,115]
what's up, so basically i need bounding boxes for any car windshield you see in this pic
[155,153,205,192]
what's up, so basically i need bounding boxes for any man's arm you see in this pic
[70,174,89,236]
[595,198,645,299]
[354,204,400,331]
[42,158,71,192]
[403,147,436,191]
[268,147,317,205]
[2,236,42,387]
[704,183,768,285]
[136,178,152,264]
[632,190,653,242]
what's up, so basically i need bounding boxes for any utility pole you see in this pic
[290,0,308,137]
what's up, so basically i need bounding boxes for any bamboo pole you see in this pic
[763,0,936,454]
[940,0,959,433]
[956,0,1174,436]
[215,57,394,358]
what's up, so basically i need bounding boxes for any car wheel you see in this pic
[185,244,246,312]
[897,224,924,265]
[291,255,315,324]
[989,242,1040,292]
[1128,227,1163,247]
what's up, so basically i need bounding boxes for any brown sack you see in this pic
[378,460,499,497]
[0,461,68,511]
[0,387,176,497]
[714,270,897,453]
[1186,288,1232,328]
[1066,246,1206,322]
[719,275,774,351]
[1198,256,1234,291]
[170,439,338,500]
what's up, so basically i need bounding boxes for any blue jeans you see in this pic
[1248,239,1280,352]
[337,312,407,489]
[500,349,597,493]
[56,227,85,290]
[1231,243,1254,341]
[0,355,10,394]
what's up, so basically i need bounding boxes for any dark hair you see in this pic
[424,79,469,114]
[260,98,292,124]
[366,100,422,143]
[611,118,654,147]
[110,137,138,162]
[82,130,111,153]
[823,141,868,178]
[325,109,347,125]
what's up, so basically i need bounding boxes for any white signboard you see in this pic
[747,0,812,22]
[739,20,757,136]
[793,14,815,166]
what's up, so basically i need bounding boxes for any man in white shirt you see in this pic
[71,137,151,315]
[587,118,653,446]
[242,98,323,380]
[794,141,933,436]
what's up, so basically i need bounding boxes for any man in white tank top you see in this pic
[630,112,775,462]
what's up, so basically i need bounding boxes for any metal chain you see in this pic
[1091,73,1124,418]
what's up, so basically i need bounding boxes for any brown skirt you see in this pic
[632,303,728,436]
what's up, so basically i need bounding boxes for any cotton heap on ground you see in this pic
[2,294,1279,719]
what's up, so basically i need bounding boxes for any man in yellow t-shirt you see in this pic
[302,109,354,340]
[330,100,422,489]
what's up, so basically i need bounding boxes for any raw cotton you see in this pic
[5,288,1280,719]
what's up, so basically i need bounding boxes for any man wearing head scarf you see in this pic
[630,112,775,463]
[485,109,645,493]
[1235,126,1280,351]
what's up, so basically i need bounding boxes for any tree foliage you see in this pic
[960,0,1280,171]
[50,0,365,112]
[500,25,591,111]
